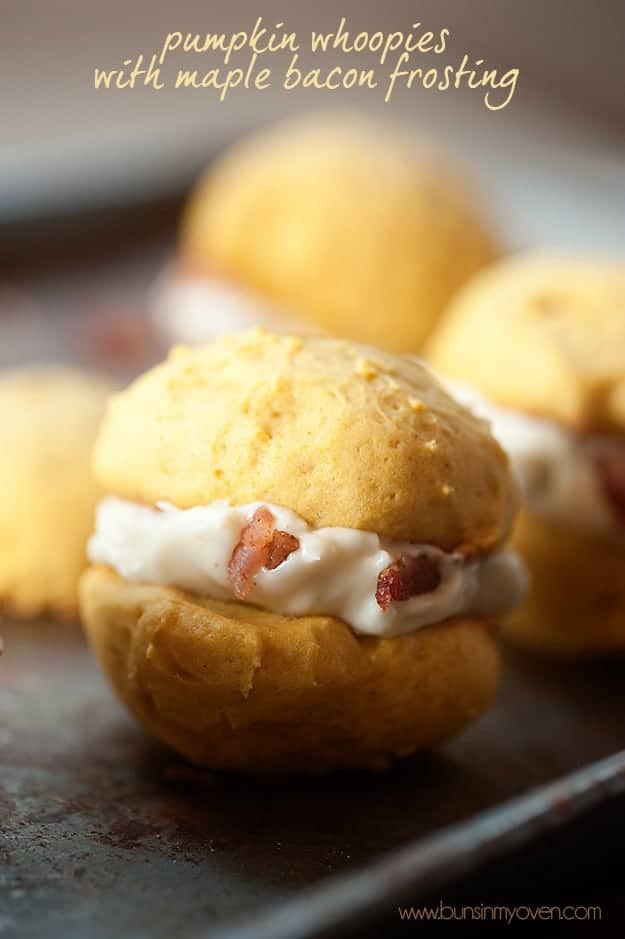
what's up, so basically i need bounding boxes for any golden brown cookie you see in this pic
[427,253,625,433]
[165,112,499,352]
[504,511,625,656]
[0,367,113,619]
[81,567,500,771]
[95,330,517,551]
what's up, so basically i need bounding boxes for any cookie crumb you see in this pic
[354,357,378,380]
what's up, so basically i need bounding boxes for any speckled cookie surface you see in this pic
[180,113,499,352]
[94,330,517,551]
[0,368,113,619]
[81,567,500,771]
[504,510,625,656]
[427,253,625,432]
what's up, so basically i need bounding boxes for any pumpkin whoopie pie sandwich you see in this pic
[81,330,525,770]
[152,112,499,353]
[428,252,625,655]
[0,367,113,620]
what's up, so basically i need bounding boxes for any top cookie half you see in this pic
[427,253,625,433]
[94,330,517,552]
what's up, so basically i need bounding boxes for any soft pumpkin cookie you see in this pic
[153,112,499,352]
[0,367,113,619]
[427,253,625,432]
[93,331,516,549]
[81,330,525,770]
[81,568,500,771]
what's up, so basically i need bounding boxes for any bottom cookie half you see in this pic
[504,510,625,656]
[80,566,499,771]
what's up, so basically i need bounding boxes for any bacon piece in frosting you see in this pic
[265,530,300,570]
[228,507,300,599]
[595,445,625,528]
[376,554,442,611]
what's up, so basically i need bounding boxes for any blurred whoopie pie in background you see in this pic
[427,252,625,655]
[152,112,500,353]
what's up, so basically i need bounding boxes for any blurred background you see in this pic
[1,0,624,369]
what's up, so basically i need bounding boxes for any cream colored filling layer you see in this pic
[449,382,621,537]
[88,497,527,638]
[151,269,303,344]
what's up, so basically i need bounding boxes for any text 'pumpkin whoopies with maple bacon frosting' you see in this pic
[80,330,526,771]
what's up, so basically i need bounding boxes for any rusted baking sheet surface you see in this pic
[2,618,625,938]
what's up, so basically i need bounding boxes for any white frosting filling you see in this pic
[151,269,304,344]
[88,497,527,638]
[449,382,619,536]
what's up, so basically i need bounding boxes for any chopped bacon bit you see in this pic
[265,530,300,570]
[595,446,625,527]
[228,507,275,600]
[375,555,442,611]
[228,508,300,599]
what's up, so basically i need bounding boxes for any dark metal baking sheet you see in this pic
[2,618,625,939]
[215,750,625,939]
